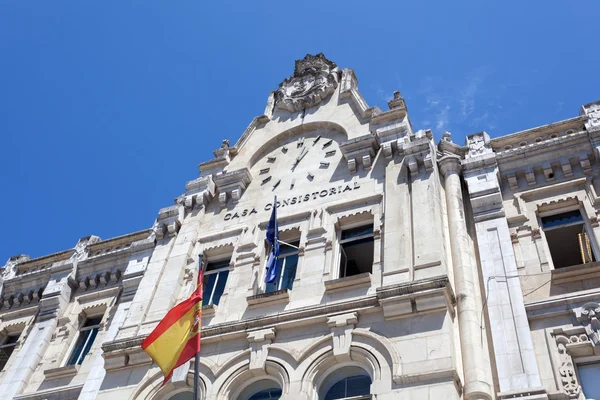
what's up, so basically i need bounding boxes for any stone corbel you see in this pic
[182,175,215,211]
[155,205,182,239]
[247,328,276,375]
[214,168,252,205]
[339,134,380,173]
[327,312,358,362]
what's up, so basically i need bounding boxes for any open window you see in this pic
[541,210,596,269]
[202,257,231,307]
[67,315,102,366]
[0,332,20,371]
[338,224,374,278]
[265,240,299,293]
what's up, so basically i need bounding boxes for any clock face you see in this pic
[251,132,343,194]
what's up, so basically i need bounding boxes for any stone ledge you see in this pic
[247,289,289,308]
[324,273,371,293]
[497,387,548,400]
[202,303,217,317]
[551,261,600,285]
[102,274,454,357]
[13,384,84,400]
[43,364,79,379]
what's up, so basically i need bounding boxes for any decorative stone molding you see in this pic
[273,53,338,113]
[339,134,380,172]
[339,68,357,96]
[76,268,122,292]
[247,327,276,374]
[247,289,290,308]
[553,332,582,399]
[377,275,456,320]
[154,205,181,239]
[182,175,215,211]
[438,155,461,177]
[213,168,252,205]
[574,302,600,346]
[327,312,358,361]
[581,100,600,133]
[466,131,493,158]
[72,235,102,261]
[1,254,30,280]
[324,273,371,294]
[387,90,406,111]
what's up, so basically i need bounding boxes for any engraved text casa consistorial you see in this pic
[223,181,361,221]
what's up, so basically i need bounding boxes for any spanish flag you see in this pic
[142,270,203,384]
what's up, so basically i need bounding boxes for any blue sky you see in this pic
[1,1,599,262]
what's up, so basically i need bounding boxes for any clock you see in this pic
[253,133,342,194]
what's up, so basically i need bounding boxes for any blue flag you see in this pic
[264,196,280,284]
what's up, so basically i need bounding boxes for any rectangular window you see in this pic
[0,333,20,371]
[265,241,299,293]
[67,316,102,366]
[541,210,596,269]
[578,362,600,398]
[339,224,374,278]
[203,258,230,306]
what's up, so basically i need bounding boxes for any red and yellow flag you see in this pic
[142,271,203,384]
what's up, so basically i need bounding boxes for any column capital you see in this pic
[438,155,462,177]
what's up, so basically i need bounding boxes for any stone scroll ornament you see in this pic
[273,53,338,113]
[555,335,581,399]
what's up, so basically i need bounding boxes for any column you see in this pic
[439,155,492,400]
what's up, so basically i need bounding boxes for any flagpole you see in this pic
[194,255,203,400]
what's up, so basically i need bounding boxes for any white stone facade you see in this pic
[0,54,599,399]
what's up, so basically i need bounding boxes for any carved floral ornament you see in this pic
[273,53,339,113]
[550,302,600,399]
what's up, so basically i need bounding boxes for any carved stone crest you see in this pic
[273,53,338,113]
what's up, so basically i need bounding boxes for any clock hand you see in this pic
[292,147,309,169]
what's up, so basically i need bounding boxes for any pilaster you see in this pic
[462,132,546,399]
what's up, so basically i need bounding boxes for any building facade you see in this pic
[0,54,599,400]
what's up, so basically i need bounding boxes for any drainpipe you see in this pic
[439,155,492,400]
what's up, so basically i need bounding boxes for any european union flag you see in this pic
[264,196,280,284]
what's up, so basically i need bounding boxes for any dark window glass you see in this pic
[341,225,373,241]
[541,210,583,229]
[339,226,374,278]
[266,242,299,293]
[203,269,229,306]
[248,388,282,400]
[324,375,371,400]
[67,317,101,366]
[0,334,20,371]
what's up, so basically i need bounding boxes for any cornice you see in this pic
[103,275,454,355]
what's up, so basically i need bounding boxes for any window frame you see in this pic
[336,222,375,279]
[539,206,599,270]
[264,240,300,294]
[202,255,232,307]
[65,314,103,366]
[0,332,21,371]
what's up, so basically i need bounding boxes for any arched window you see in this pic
[239,380,282,400]
[168,393,194,400]
[321,366,372,400]
[248,387,282,400]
